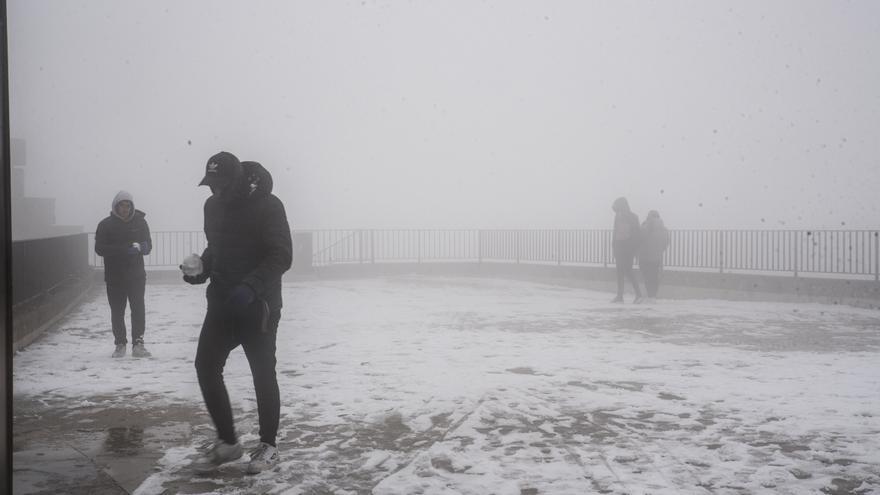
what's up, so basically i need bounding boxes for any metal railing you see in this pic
[309,229,880,279]
[88,229,880,280]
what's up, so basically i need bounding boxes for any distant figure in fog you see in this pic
[183,151,292,475]
[638,210,669,302]
[611,197,643,303]
[94,191,153,358]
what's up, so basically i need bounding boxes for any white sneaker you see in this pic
[246,442,278,475]
[191,440,243,473]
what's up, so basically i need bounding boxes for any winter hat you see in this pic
[199,151,243,188]
[111,190,135,220]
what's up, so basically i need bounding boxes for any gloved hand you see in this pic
[183,274,207,285]
[226,284,256,313]
[127,242,141,255]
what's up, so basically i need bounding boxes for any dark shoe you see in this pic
[610,296,624,303]
[191,440,243,473]
[112,344,127,358]
[633,296,644,304]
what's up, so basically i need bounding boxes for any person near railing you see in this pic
[183,151,293,476]
[638,210,669,302]
[94,190,153,358]
[611,197,644,303]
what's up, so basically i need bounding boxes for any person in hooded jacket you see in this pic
[94,191,153,358]
[611,197,643,303]
[638,210,669,302]
[183,151,292,475]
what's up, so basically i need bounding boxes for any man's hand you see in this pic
[226,284,256,313]
[127,242,141,255]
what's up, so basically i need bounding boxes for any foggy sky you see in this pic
[8,1,880,234]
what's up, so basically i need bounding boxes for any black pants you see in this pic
[106,276,146,345]
[614,247,642,298]
[640,261,661,298]
[195,297,281,447]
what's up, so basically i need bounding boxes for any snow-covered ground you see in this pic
[13,275,880,494]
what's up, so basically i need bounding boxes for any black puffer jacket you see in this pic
[95,209,152,282]
[198,161,292,311]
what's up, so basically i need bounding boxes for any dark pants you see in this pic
[640,261,661,297]
[106,276,146,345]
[195,297,281,447]
[614,247,642,298]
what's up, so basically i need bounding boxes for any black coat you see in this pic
[638,218,669,264]
[198,162,292,311]
[612,210,641,254]
[95,210,152,282]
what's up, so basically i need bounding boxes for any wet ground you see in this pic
[12,276,880,494]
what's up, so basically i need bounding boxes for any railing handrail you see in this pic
[86,228,880,280]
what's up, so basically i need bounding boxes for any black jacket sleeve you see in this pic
[94,219,128,257]
[140,218,153,255]
[187,245,212,284]
[241,195,293,296]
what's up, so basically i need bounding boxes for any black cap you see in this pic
[199,151,242,187]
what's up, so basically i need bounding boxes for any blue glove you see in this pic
[226,284,256,313]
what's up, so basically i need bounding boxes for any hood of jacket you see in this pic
[612,197,631,214]
[111,190,136,221]
[235,161,274,200]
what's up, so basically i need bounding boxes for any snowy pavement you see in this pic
[13,275,880,495]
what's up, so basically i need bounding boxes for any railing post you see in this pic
[719,230,724,274]
[603,230,608,268]
[359,230,363,264]
[417,230,421,264]
[328,231,333,265]
[370,230,375,264]
[556,230,561,266]
[875,231,879,282]
[793,230,799,278]
[478,230,483,264]
[516,230,520,264]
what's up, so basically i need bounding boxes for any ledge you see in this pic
[134,262,880,309]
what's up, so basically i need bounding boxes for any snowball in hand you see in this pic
[180,253,203,276]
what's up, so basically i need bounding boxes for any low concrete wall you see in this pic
[12,268,97,352]
[131,262,880,310]
[292,263,880,309]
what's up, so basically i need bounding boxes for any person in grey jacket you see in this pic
[638,210,669,301]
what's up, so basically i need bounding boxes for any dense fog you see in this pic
[8,1,880,238]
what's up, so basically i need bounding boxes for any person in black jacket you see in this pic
[611,197,643,303]
[183,151,292,475]
[94,191,153,358]
[638,210,670,302]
